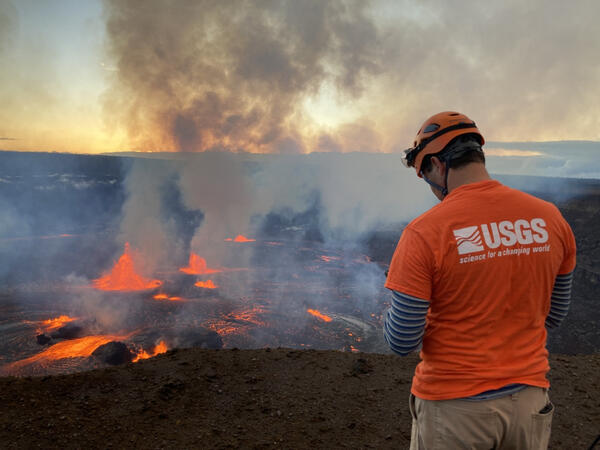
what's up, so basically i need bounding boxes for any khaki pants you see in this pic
[409,386,553,450]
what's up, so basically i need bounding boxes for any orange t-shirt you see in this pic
[385,180,576,400]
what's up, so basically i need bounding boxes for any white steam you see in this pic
[116,152,432,273]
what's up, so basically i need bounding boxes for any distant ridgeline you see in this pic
[0,151,132,238]
[495,173,600,202]
[0,150,134,177]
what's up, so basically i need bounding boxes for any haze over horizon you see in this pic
[1,0,600,177]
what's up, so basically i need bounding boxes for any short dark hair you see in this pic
[421,134,484,174]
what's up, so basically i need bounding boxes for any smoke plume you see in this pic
[102,0,382,153]
[102,0,600,153]
[113,152,433,276]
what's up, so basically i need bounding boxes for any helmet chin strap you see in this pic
[420,157,451,198]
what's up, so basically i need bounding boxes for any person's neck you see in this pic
[446,163,492,194]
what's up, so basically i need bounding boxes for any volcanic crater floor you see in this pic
[1,348,599,449]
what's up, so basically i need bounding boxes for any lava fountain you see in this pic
[132,340,168,362]
[1,235,386,376]
[179,253,221,275]
[93,243,162,291]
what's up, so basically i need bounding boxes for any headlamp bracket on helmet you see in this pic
[401,147,416,168]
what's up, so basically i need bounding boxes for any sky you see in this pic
[1,0,600,177]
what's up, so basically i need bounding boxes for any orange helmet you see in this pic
[402,111,484,176]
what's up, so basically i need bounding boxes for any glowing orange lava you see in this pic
[225,235,256,242]
[179,253,221,275]
[153,294,183,302]
[307,309,332,322]
[39,315,78,332]
[92,243,162,291]
[195,280,218,289]
[132,340,168,362]
[319,255,340,263]
[3,334,128,373]
[204,306,267,337]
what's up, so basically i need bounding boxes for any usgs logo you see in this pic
[453,218,549,255]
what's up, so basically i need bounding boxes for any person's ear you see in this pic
[430,156,445,176]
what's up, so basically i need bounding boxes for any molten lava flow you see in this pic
[92,243,162,291]
[225,234,256,242]
[179,253,221,275]
[153,294,183,302]
[204,306,267,338]
[195,280,218,289]
[4,334,128,373]
[39,315,78,332]
[132,340,168,362]
[319,255,340,263]
[307,308,333,322]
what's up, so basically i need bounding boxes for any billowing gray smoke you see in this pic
[111,152,433,345]
[102,0,382,153]
[116,152,433,272]
[101,0,600,152]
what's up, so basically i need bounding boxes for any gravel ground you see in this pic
[1,348,599,449]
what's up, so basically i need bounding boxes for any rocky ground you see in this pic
[1,348,599,449]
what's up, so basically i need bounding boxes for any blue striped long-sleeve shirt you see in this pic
[545,271,573,329]
[383,272,574,357]
[383,290,429,356]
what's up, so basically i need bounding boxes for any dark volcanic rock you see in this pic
[51,323,84,340]
[147,328,224,351]
[91,341,134,365]
[170,329,224,350]
[190,330,223,349]
[36,334,51,345]
[350,357,374,376]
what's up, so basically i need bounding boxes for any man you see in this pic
[383,111,576,449]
